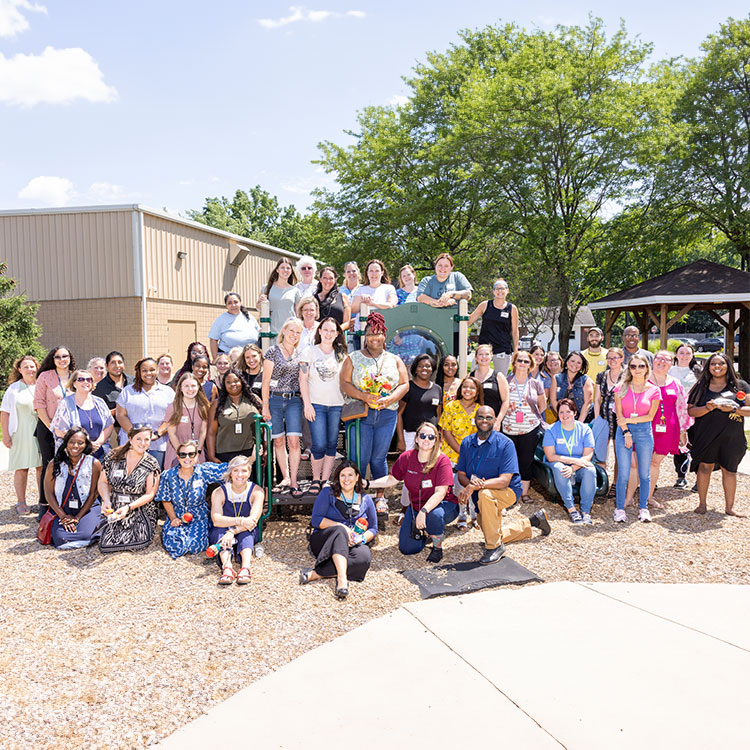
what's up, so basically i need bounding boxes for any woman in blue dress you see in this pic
[155,439,228,559]
[43,428,103,548]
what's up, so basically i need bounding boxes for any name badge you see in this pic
[193,479,203,487]
[598,360,605,367]
[269,379,278,388]
[223,408,234,416]
[68,498,79,510]
[235,423,243,434]
[180,416,189,423]
[446,283,455,291]
[665,389,675,396]
[431,398,439,406]
[556,438,566,444]
[631,412,639,417]
[421,479,433,488]
[112,469,124,478]
[483,381,493,388]
[500,312,509,318]
[655,425,667,433]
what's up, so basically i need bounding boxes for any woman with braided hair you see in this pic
[340,312,409,517]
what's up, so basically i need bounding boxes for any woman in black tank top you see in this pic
[468,278,519,359]
[316,266,351,329]
[469,344,510,430]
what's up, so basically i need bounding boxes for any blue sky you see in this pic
[1,0,747,217]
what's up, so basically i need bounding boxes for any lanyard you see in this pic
[57,373,68,398]
[185,404,197,439]
[229,484,249,520]
[470,438,490,479]
[559,425,576,456]
[511,376,529,405]
[341,491,359,518]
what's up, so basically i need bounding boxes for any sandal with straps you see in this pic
[236,567,252,585]
[218,566,236,586]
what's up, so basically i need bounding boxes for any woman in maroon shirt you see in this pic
[368,421,458,562]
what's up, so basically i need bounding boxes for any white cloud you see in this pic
[258,6,365,30]
[18,175,74,205]
[0,0,46,38]
[387,94,408,107]
[18,176,136,206]
[0,46,117,107]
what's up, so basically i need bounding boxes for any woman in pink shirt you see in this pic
[613,353,660,523]
[33,346,77,514]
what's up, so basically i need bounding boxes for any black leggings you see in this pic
[35,421,55,511]
[674,452,690,479]
[309,525,372,581]
[505,427,542,482]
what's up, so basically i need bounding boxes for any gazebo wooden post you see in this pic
[605,309,621,348]
[726,307,736,360]
[660,304,668,350]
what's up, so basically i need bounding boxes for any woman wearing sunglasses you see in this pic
[613,354,660,523]
[155,439,229,559]
[50,369,114,460]
[369,421,458,562]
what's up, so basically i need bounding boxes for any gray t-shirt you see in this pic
[417,271,472,301]
[261,284,301,335]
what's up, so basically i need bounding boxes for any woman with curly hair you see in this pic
[206,368,262,463]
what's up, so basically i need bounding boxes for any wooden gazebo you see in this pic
[589,260,750,376]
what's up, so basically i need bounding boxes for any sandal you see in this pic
[521,494,533,504]
[15,503,30,515]
[375,499,389,515]
[289,486,305,499]
[309,480,323,496]
[236,567,251,585]
[218,566,236,586]
[392,512,404,527]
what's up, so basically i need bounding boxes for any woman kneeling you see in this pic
[370,421,457,563]
[209,456,264,585]
[300,461,377,599]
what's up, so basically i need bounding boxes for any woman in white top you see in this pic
[350,259,398,330]
[208,293,261,360]
[299,317,348,492]
[1,355,43,514]
[295,256,318,297]
[296,296,320,352]
[257,257,302,336]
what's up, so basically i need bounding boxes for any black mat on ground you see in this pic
[402,557,542,599]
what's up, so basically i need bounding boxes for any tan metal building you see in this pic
[0,204,299,366]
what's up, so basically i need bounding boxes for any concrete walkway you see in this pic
[158,582,750,749]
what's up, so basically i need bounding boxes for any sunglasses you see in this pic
[54,354,70,359]
[300,266,313,271]
[76,376,93,383]
[629,364,647,370]
[177,451,197,458]
[516,359,531,364]
[417,432,437,441]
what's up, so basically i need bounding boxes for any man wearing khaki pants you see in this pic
[456,406,551,564]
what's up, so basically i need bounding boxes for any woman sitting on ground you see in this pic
[155,440,228,559]
[97,425,161,552]
[300,461,377,600]
[542,398,597,525]
[209,456,265,585]
[369,421,457,562]
[43,428,102,549]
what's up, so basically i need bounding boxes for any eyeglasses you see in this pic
[417,432,437,441]
[76,376,93,383]
[54,354,70,360]
[654,357,671,363]
[475,415,495,422]
[300,266,313,271]
[516,359,531,365]
[629,364,647,370]
[493,285,508,291]
[177,451,197,458]
[606,356,622,362]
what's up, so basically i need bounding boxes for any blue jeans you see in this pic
[546,461,597,514]
[399,501,460,555]
[307,404,342,459]
[614,422,654,510]
[349,407,398,479]
[268,394,303,439]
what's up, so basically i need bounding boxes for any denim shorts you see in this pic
[268,394,303,439]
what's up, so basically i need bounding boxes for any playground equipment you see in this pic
[531,442,609,503]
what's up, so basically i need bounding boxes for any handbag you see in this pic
[341,400,368,422]
[37,459,82,545]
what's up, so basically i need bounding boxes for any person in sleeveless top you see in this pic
[209,456,265,585]
[468,278,518,376]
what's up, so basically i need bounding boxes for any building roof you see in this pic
[521,306,597,328]
[588,260,750,310]
[0,203,301,259]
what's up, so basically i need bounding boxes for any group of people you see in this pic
[2,252,748,596]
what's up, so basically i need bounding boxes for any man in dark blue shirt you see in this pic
[457,406,551,564]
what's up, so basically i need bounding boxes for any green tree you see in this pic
[0,262,45,387]
[657,16,750,270]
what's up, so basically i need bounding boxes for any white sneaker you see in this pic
[457,509,468,531]
[582,513,593,525]
[638,508,652,523]
[613,509,627,523]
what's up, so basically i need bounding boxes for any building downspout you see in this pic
[132,209,147,356]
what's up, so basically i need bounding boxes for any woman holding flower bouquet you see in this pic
[340,312,409,517]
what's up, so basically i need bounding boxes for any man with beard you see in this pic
[457,405,551,564]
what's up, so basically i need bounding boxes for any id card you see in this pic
[68,498,79,510]
[655,424,667,433]
[269,379,278,388]
[180,416,189,423]
[112,469,124,478]
[515,410,524,423]
[500,312,509,318]
[630,412,638,417]
[483,381,493,388]
[431,398,439,406]
[235,423,243,434]
[422,479,433,488]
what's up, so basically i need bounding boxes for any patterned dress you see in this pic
[155,462,228,558]
[438,400,479,463]
[99,451,161,553]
